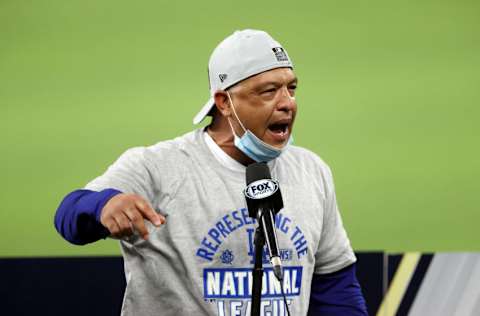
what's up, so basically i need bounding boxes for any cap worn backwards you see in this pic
[193,29,294,124]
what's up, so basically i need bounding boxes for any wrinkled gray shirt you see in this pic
[86,129,356,316]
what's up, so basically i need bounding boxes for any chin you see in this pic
[268,138,289,149]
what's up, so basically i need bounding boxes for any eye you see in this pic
[263,88,276,94]
[288,85,297,97]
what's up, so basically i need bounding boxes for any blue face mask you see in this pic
[226,92,292,162]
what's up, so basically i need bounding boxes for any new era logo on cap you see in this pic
[219,74,228,83]
[272,47,288,62]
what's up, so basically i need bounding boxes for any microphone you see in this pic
[245,162,284,280]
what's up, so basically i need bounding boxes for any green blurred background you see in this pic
[1,0,479,257]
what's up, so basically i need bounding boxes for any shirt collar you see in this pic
[203,130,246,172]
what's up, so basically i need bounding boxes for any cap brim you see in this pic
[193,97,215,124]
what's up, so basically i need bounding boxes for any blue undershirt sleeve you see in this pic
[308,263,368,316]
[54,189,122,245]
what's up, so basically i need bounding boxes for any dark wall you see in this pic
[1,253,383,316]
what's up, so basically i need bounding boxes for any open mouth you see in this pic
[267,123,289,139]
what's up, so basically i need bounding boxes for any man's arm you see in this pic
[308,263,368,316]
[54,189,165,245]
[54,189,122,245]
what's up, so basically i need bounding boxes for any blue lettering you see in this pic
[275,213,291,234]
[216,221,230,237]
[290,225,302,241]
[279,249,293,261]
[275,213,282,229]
[208,227,222,245]
[232,210,244,229]
[298,247,308,258]
[196,248,214,261]
[291,226,308,258]
[203,267,303,299]
[281,217,291,234]
[196,208,260,261]
[223,214,235,232]
[201,237,219,252]
[241,208,254,225]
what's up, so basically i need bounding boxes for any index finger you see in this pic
[135,198,165,226]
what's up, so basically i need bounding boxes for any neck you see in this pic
[206,117,255,166]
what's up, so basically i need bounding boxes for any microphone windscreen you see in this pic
[246,162,271,185]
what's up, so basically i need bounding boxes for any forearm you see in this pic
[308,263,368,316]
[54,189,122,245]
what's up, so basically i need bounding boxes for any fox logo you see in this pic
[244,179,279,200]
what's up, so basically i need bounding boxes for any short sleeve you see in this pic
[314,165,356,274]
[85,147,156,204]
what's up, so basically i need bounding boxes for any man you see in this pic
[55,29,367,316]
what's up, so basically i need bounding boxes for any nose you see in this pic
[276,86,296,112]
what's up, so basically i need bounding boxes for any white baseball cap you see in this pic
[193,29,294,124]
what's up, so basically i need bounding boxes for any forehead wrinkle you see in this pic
[253,72,297,89]
[227,69,297,97]
[256,77,297,89]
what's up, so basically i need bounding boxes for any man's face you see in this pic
[227,67,298,148]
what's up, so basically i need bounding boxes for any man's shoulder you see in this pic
[280,145,336,195]
[147,129,198,154]
[282,144,332,172]
[115,129,202,166]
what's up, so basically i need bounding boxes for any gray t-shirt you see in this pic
[85,128,356,316]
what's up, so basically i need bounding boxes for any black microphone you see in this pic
[245,162,284,280]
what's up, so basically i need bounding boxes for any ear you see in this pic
[213,91,232,117]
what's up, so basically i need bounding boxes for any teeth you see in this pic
[268,124,289,136]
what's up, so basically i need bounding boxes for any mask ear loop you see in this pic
[226,91,248,134]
